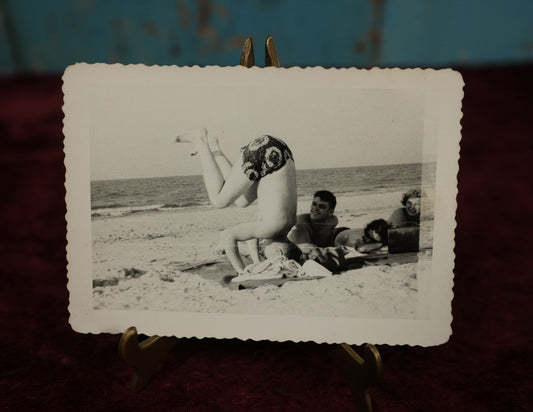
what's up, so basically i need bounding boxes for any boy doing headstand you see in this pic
[175,129,297,275]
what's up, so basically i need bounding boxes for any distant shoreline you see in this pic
[90,161,436,184]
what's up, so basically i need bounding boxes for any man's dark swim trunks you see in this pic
[241,135,293,181]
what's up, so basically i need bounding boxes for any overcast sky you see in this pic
[89,75,429,181]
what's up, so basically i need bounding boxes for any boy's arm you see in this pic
[287,214,322,257]
[324,215,338,247]
[328,215,339,227]
[388,208,403,227]
[287,214,313,246]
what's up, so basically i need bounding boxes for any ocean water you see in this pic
[91,163,435,218]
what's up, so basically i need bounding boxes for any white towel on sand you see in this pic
[231,255,304,282]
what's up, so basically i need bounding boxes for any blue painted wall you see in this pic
[381,1,533,67]
[1,0,532,73]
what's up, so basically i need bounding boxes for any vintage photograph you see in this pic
[64,64,462,345]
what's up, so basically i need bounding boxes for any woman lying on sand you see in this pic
[334,219,389,253]
[175,129,297,275]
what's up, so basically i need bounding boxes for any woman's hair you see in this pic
[401,189,421,206]
[364,219,390,245]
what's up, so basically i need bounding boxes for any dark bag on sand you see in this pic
[388,223,420,254]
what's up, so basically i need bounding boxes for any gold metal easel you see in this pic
[118,36,383,411]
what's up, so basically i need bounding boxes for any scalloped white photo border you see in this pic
[63,64,462,345]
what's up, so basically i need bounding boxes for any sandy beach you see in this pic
[92,190,433,319]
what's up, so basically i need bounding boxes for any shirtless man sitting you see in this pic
[287,190,339,260]
[175,129,297,275]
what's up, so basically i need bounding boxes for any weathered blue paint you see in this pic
[380,0,533,67]
[0,15,15,72]
[0,0,375,72]
[0,0,532,73]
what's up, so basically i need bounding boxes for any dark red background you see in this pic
[1,66,532,411]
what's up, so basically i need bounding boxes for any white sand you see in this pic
[92,190,433,319]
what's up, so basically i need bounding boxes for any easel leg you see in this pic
[331,343,382,412]
[118,327,179,392]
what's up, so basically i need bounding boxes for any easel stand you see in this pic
[118,37,383,412]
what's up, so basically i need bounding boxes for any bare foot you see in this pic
[174,128,207,145]
[208,135,222,152]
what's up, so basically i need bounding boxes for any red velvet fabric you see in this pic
[1,67,532,411]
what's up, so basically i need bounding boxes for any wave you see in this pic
[160,201,209,209]
[91,201,212,218]
[91,202,128,210]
